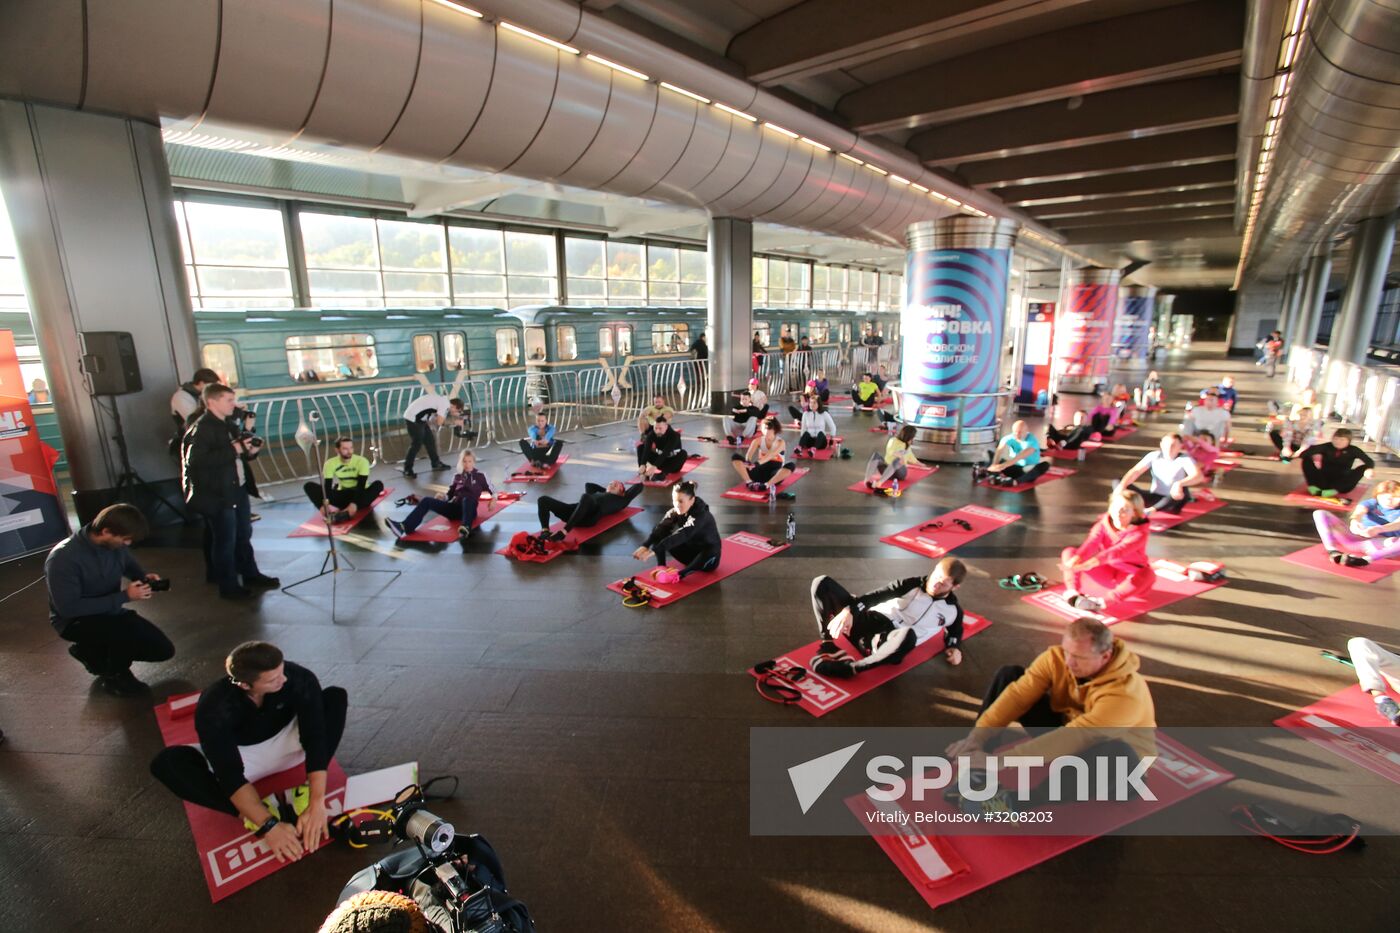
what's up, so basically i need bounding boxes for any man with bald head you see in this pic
[976,419,1049,487]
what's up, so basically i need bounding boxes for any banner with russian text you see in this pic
[0,329,69,560]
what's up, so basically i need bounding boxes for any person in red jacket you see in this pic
[1059,489,1156,612]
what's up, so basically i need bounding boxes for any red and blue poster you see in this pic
[1017,302,1055,405]
[1053,280,1118,387]
[0,329,69,560]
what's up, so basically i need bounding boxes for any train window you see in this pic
[652,323,689,355]
[753,323,771,348]
[443,333,467,371]
[840,323,851,343]
[524,326,546,362]
[556,325,578,361]
[809,322,830,344]
[285,334,378,382]
[412,334,437,373]
[599,327,615,357]
[617,325,633,356]
[201,343,240,388]
[496,328,521,366]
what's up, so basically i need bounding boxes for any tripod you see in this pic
[101,396,183,522]
[281,444,400,622]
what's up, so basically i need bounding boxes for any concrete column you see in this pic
[0,101,198,522]
[1295,248,1333,349]
[1276,270,1303,347]
[1329,212,1397,365]
[1154,293,1176,350]
[706,217,753,412]
[1112,284,1156,372]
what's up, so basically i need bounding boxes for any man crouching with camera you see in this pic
[45,503,174,696]
[182,383,279,600]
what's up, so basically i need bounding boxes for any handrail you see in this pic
[888,385,1014,459]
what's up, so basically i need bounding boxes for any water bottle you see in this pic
[786,512,796,542]
[891,478,900,497]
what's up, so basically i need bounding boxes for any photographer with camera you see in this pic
[182,384,279,600]
[151,641,347,863]
[402,393,467,478]
[305,437,385,522]
[169,367,219,457]
[45,504,174,697]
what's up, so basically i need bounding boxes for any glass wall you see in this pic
[564,236,705,307]
[175,200,296,309]
[753,257,812,308]
[0,190,50,400]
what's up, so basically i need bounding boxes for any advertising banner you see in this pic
[0,329,69,560]
[1017,302,1055,405]
[1113,292,1153,369]
[1053,281,1118,387]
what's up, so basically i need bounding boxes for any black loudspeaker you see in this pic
[81,331,143,395]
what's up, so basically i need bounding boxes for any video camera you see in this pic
[148,578,171,592]
[227,406,265,450]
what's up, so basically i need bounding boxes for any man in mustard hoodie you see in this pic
[946,618,1156,804]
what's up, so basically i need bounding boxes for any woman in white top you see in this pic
[795,400,839,456]
[865,424,921,493]
[732,418,796,495]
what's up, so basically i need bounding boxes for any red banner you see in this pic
[0,329,69,559]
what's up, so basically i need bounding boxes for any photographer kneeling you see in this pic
[151,641,347,863]
[45,504,174,697]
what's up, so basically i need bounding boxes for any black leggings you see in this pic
[520,439,563,466]
[1003,461,1050,482]
[149,687,348,816]
[656,539,720,579]
[809,576,916,667]
[1301,460,1365,494]
[637,447,688,473]
[798,431,830,449]
[304,480,384,512]
[537,494,622,531]
[60,611,175,677]
[1133,485,1191,515]
[735,458,793,485]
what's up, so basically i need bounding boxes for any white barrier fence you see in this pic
[1286,346,1400,454]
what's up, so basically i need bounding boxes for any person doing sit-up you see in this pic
[865,424,920,493]
[1313,480,1400,568]
[632,481,721,579]
[1297,428,1373,500]
[387,449,493,541]
[732,418,796,499]
[637,416,689,480]
[304,437,384,522]
[976,420,1048,486]
[1060,489,1155,612]
[1116,433,1204,515]
[537,480,643,542]
[808,557,968,679]
[519,411,563,472]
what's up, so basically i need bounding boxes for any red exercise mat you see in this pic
[722,467,810,502]
[1147,490,1228,532]
[1095,425,1138,443]
[605,532,787,607]
[848,464,939,496]
[881,505,1021,558]
[1280,543,1400,584]
[642,455,706,487]
[976,465,1075,492]
[1021,558,1225,625]
[154,694,348,903]
[1201,458,1239,476]
[1284,484,1367,511]
[747,613,992,717]
[1043,441,1101,461]
[850,733,1231,910]
[840,397,893,410]
[494,507,644,563]
[287,488,393,538]
[1276,687,1400,785]
[399,493,518,543]
[794,437,845,461]
[506,454,569,483]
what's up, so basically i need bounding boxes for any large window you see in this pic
[0,190,28,312]
[880,273,904,311]
[652,323,690,355]
[680,249,706,303]
[754,258,812,308]
[598,324,633,358]
[300,212,449,308]
[176,200,296,309]
[201,343,240,388]
[450,227,557,308]
[496,328,521,366]
[556,325,578,361]
[812,265,845,308]
[285,334,378,381]
[565,238,705,307]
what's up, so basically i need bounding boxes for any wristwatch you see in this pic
[254,816,280,837]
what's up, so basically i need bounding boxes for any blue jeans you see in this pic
[209,488,261,591]
[403,495,480,533]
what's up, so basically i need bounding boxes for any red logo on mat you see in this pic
[776,654,850,710]
[961,505,1020,523]
[1151,737,1218,790]
[732,532,783,551]
[207,789,345,888]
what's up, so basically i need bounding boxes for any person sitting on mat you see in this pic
[808,557,968,679]
[944,618,1156,803]
[865,424,920,494]
[1115,433,1204,515]
[976,419,1048,487]
[304,437,384,523]
[809,370,831,404]
[723,390,766,446]
[1110,383,1135,427]
[733,418,797,499]
[1268,388,1320,461]
[387,449,493,542]
[1134,370,1163,410]
[1297,428,1373,501]
[519,411,563,473]
[872,364,892,404]
[1183,389,1231,444]
[150,641,346,864]
[637,394,675,435]
[1313,480,1400,568]
[637,416,689,480]
[1346,637,1400,725]
[851,372,881,410]
[1216,374,1238,411]
[1060,489,1155,612]
[744,377,769,414]
[1182,430,1222,475]
[632,481,722,579]
[537,480,643,542]
[1046,393,1119,449]
[794,399,838,457]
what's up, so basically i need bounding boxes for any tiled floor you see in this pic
[1,344,1395,931]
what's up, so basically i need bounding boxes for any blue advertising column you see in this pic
[1112,284,1156,372]
[900,217,1018,462]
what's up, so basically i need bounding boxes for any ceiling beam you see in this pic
[958,126,1237,187]
[909,74,1239,166]
[996,162,1238,205]
[1028,186,1236,219]
[1050,205,1237,230]
[1060,218,1239,244]
[835,0,1243,134]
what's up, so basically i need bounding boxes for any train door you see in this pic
[598,323,633,360]
[412,331,471,382]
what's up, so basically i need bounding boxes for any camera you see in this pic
[238,431,265,450]
[453,426,478,440]
[148,578,171,592]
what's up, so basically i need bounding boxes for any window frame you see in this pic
[200,342,241,388]
[651,322,690,355]
[555,324,578,361]
[411,333,438,374]
[524,326,547,362]
[442,332,468,372]
[283,333,379,382]
[495,327,522,366]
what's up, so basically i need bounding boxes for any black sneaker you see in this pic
[817,639,839,654]
[330,510,351,523]
[402,468,417,478]
[546,529,568,543]
[429,462,451,471]
[813,657,856,679]
[245,574,280,588]
[97,670,149,697]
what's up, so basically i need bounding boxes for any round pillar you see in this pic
[1053,267,1120,393]
[1112,284,1156,372]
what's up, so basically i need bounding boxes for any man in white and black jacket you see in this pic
[809,557,968,678]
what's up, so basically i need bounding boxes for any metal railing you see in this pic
[644,358,710,413]
[888,385,1014,460]
[242,388,379,488]
[1285,346,1400,453]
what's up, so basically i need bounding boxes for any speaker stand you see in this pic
[102,397,184,522]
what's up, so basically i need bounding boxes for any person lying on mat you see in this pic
[537,480,643,542]
[945,618,1156,783]
[851,372,881,409]
[1182,389,1231,444]
[632,481,722,579]
[1346,637,1400,725]
[1115,433,1204,515]
[732,418,797,499]
[519,412,563,473]
[794,399,838,457]
[150,641,346,863]
[1313,480,1400,568]
[975,420,1048,487]
[808,557,968,679]
[1045,393,1118,450]
[1133,370,1163,410]
[305,437,384,523]
[1060,490,1155,612]
[1297,428,1373,500]
[637,394,675,435]
[724,391,766,446]
[387,449,493,542]
[865,424,920,494]
[637,416,689,480]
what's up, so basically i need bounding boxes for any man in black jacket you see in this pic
[45,504,174,696]
[537,480,644,541]
[808,557,968,678]
[637,417,689,480]
[182,384,279,600]
[169,367,219,456]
